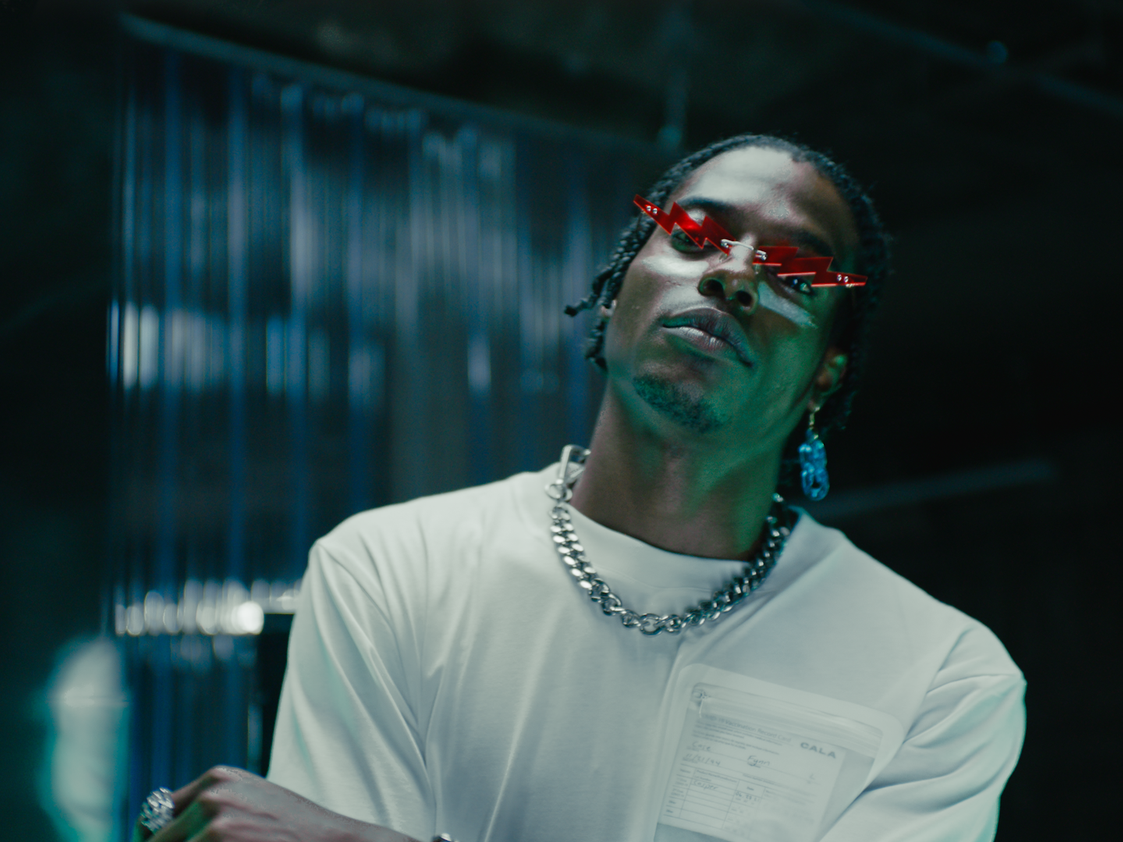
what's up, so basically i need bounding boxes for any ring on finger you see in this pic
[139,787,175,834]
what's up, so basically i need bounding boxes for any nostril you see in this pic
[734,290,754,307]
[699,277,723,297]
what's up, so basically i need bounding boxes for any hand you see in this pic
[133,766,423,842]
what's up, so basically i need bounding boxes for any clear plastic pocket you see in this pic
[655,682,887,842]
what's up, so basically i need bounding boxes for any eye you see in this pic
[669,230,707,253]
[764,268,815,297]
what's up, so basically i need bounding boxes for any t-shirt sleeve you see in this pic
[821,626,1026,842]
[266,536,433,841]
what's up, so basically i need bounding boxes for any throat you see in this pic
[569,385,786,559]
[568,448,780,561]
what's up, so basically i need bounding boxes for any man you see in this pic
[139,135,1024,842]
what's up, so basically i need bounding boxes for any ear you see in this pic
[599,299,616,321]
[810,346,848,407]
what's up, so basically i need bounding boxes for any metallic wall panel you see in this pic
[111,17,664,829]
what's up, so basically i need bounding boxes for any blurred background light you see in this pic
[41,639,128,842]
[986,40,1009,65]
[108,14,662,823]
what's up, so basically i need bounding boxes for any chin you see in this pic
[632,373,727,435]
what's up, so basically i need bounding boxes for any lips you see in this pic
[662,308,753,365]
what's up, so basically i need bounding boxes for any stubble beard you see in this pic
[633,373,726,435]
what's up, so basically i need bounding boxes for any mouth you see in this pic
[661,308,753,365]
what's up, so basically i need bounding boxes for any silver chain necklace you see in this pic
[544,444,796,636]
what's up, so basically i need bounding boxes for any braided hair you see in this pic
[566,133,892,489]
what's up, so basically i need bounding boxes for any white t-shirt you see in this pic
[267,464,1025,842]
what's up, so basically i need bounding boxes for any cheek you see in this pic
[633,253,699,285]
[610,254,689,329]
[759,333,830,398]
[758,285,817,329]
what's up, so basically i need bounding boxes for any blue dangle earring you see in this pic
[799,407,829,501]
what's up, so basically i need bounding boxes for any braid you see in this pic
[567,132,892,490]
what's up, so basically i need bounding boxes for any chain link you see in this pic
[545,445,796,636]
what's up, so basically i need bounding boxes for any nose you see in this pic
[698,246,759,310]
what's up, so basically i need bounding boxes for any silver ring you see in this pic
[138,787,175,834]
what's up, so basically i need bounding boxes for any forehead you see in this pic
[671,146,859,260]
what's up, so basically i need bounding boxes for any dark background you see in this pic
[3,0,1120,838]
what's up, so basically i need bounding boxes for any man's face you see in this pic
[602,146,860,453]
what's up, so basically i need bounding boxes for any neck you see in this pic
[568,391,782,560]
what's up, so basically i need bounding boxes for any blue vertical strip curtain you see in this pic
[111,19,662,832]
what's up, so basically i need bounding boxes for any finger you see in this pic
[133,787,180,842]
[169,765,246,812]
[149,800,212,842]
[135,767,254,842]
[152,771,237,842]
[140,767,261,842]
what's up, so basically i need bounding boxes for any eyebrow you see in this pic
[675,196,837,259]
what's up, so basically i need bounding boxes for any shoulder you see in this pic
[309,467,550,583]
[787,513,1023,682]
[295,467,557,646]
